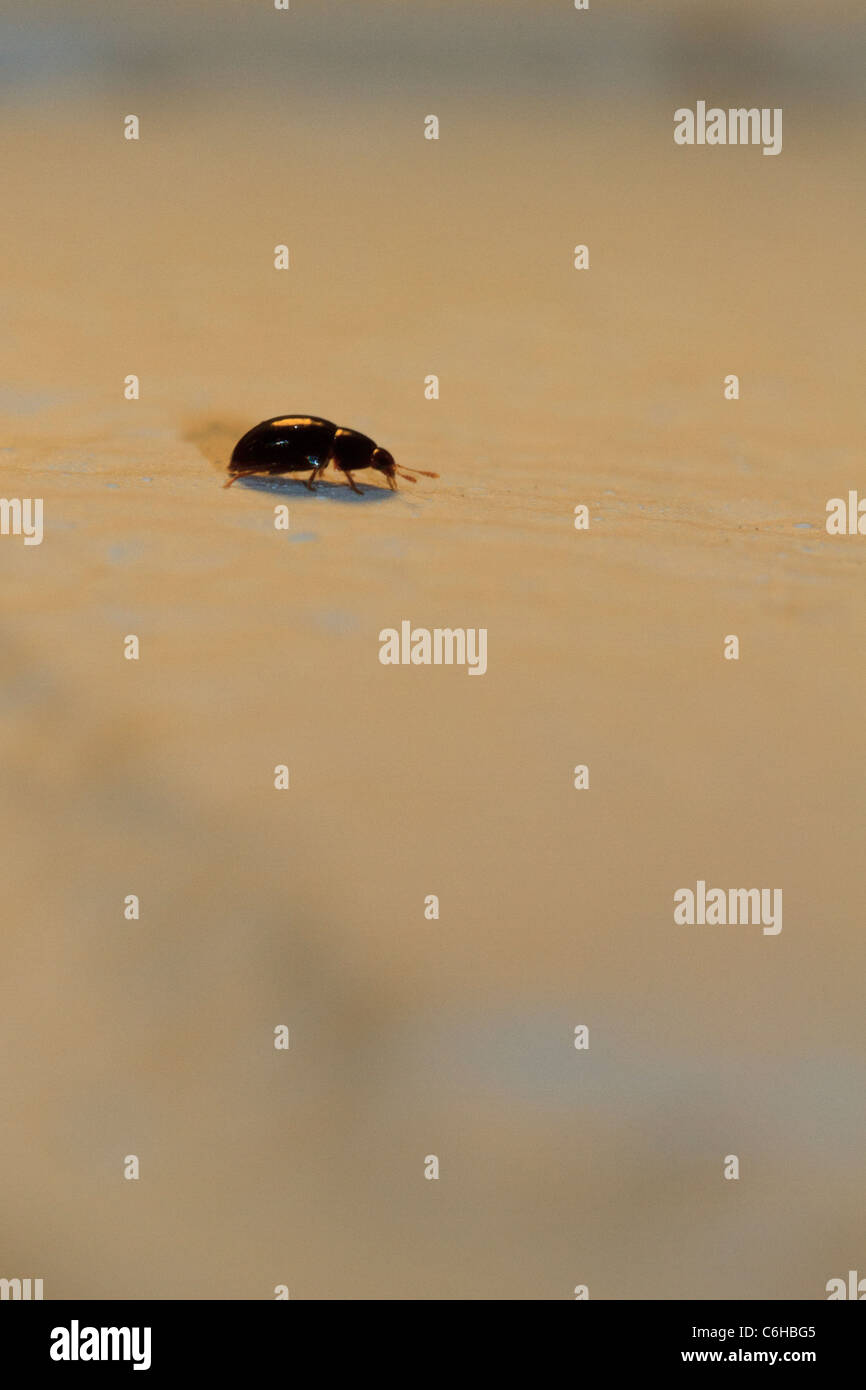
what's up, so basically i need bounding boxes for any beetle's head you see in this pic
[371,446,398,488]
[371,447,438,491]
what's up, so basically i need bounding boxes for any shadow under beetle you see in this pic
[224,416,437,494]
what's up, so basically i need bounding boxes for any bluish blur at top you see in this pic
[1,0,864,107]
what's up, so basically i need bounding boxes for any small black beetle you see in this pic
[224,415,437,494]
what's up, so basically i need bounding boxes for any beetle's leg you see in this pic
[305,459,328,491]
[341,469,364,495]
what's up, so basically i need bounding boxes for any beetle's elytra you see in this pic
[224,416,437,494]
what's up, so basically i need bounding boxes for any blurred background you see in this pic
[1,0,865,1298]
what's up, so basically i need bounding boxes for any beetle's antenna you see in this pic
[395,465,438,482]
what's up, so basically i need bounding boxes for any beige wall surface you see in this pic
[1,2,864,1298]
